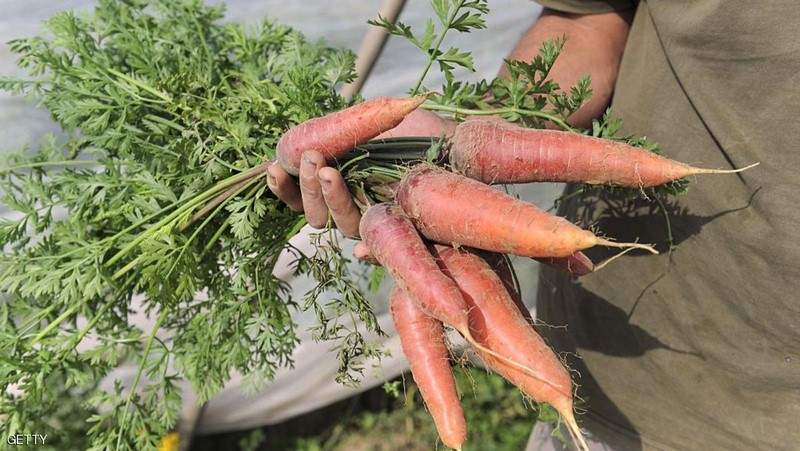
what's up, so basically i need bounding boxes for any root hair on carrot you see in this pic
[593,238,658,254]
[531,317,568,331]
[592,246,638,272]
[460,329,573,402]
[562,411,590,451]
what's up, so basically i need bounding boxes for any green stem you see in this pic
[104,162,269,268]
[143,114,184,132]
[21,198,182,266]
[338,153,371,173]
[410,0,465,95]
[115,308,169,450]
[191,17,212,60]
[160,179,263,281]
[16,304,58,337]
[217,160,271,188]
[106,68,172,102]
[30,301,83,345]
[212,155,245,173]
[199,216,231,259]
[286,216,307,239]
[360,137,436,147]
[103,193,210,267]
[63,299,117,352]
[179,173,263,232]
[17,162,266,269]
[422,103,576,132]
[364,165,405,179]
[0,160,98,173]
[110,254,144,281]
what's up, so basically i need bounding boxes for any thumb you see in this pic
[353,241,380,266]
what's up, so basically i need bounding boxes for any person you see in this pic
[268,1,799,450]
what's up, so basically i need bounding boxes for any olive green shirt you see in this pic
[534,1,800,450]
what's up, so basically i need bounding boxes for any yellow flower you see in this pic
[157,432,180,451]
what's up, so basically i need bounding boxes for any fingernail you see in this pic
[266,173,277,187]
[302,154,318,166]
[319,181,331,196]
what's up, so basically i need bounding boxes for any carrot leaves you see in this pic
[370,0,489,95]
[0,1,375,448]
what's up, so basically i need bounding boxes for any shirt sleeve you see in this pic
[535,0,637,14]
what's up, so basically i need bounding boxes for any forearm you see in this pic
[502,9,633,128]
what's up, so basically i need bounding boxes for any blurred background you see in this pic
[1,1,564,449]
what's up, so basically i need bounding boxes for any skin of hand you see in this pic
[502,9,633,128]
[266,109,456,238]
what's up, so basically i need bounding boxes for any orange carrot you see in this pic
[359,203,471,332]
[433,245,589,451]
[472,251,533,324]
[390,287,467,450]
[481,251,592,325]
[358,203,548,382]
[277,96,425,175]
[395,165,657,258]
[450,118,757,187]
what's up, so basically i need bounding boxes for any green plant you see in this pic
[0,1,366,449]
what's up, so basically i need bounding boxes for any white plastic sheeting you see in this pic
[0,0,560,435]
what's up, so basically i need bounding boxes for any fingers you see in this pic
[267,162,303,211]
[374,109,458,139]
[298,151,330,229]
[353,241,379,265]
[272,150,364,236]
[318,167,362,238]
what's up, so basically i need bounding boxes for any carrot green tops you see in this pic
[535,1,800,450]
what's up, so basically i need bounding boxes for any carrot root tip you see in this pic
[594,239,658,255]
[592,247,638,272]
[689,161,760,175]
[563,412,590,451]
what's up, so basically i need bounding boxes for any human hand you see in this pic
[267,109,456,238]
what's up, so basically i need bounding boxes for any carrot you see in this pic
[277,96,425,175]
[450,118,758,187]
[395,165,657,258]
[358,203,548,382]
[359,203,471,332]
[473,251,534,325]
[432,245,589,451]
[390,287,467,450]
[484,251,592,326]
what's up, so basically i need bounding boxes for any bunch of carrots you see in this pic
[276,96,754,450]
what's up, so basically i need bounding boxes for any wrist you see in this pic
[504,9,633,128]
